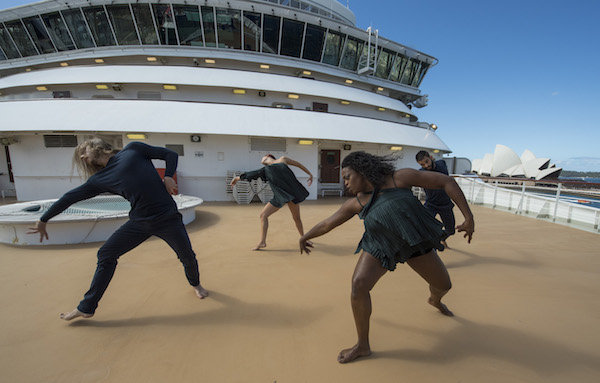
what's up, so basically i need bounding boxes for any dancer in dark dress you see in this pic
[299,151,474,363]
[230,154,313,250]
[28,138,208,321]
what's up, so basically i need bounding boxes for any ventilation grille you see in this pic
[250,137,286,152]
[43,135,77,148]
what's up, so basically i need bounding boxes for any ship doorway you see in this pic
[319,150,344,196]
[320,150,340,183]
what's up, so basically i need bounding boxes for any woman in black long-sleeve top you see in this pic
[29,138,208,321]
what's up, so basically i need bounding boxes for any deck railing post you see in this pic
[493,180,498,208]
[516,181,525,214]
[553,183,562,222]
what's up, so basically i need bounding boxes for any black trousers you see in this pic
[77,212,199,314]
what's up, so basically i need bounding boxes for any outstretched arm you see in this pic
[27,182,102,242]
[300,198,362,254]
[395,169,475,243]
[281,157,313,186]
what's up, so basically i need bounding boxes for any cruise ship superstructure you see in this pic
[0,0,449,201]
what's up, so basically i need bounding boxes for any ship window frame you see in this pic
[339,35,364,71]
[280,18,304,58]
[83,6,117,47]
[215,7,242,49]
[22,15,56,54]
[174,4,204,47]
[61,8,96,49]
[242,11,261,52]
[152,4,179,46]
[261,14,280,54]
[322,30,344,66]
[302,23,326,62]
[4,20,38,57]
[41,12,76,52]
[105,4,140,46]
[0,23,21,59]
[131,3,160,45]
[375,48,395,79]
[201,6,217,47]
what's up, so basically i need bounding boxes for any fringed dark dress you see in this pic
[356,188,446,271]
[241,163,309,208]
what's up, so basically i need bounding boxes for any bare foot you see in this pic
[428,298,454,316]
[193,284,209,299]
[60,308,93,321]
[252,242,267,251]
[441,240,450,250]
[337,344,371,364]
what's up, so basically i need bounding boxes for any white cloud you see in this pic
[555,157,600,172]
[551,91,559,96]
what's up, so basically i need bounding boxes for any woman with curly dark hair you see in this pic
[299,151,474,363]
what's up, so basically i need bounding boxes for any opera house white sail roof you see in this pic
[471,144,562,180]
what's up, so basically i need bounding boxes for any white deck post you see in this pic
[553,183,562,222]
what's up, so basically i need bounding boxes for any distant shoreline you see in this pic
[560,170,600,178]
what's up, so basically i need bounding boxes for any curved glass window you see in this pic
[400,58,417,85]
[262,15,280,54]
[389,54,406,82]
[106,5,139,45]
[280,18,304,58]
[0,3,430,87]
[0,24,22,59]
[42,12,75,51]
[412,62,429,87]
[62,9,95,49]
[23,16,55,54]
[131,4,158,45]
[216,8,241,49]
[84,7,116,46]
[5,21,38,57]
[201,6,216,47]
[242,12,261,52]
[174,5,203,46]
[340,36,363,71]
[302,24,325,62]
[153,4,177,45]
[322,31,344,66]
[375,49,394,79]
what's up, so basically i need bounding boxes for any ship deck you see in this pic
[1,198,599,382]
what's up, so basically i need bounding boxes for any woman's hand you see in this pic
[27,220,49,243]
[299,237,314,255]
[307,175,313,186]
[456,218,475,243]
[163,176,178,195]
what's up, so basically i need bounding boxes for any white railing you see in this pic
[455,176,600,234]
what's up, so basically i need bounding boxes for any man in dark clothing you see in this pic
[416,150,456,249]
[29,139,208,320]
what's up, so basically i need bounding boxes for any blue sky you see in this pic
[2,0,599,171]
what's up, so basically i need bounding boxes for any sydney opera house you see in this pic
[471,144,562,180]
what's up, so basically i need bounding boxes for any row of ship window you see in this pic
[0,3,429,87]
